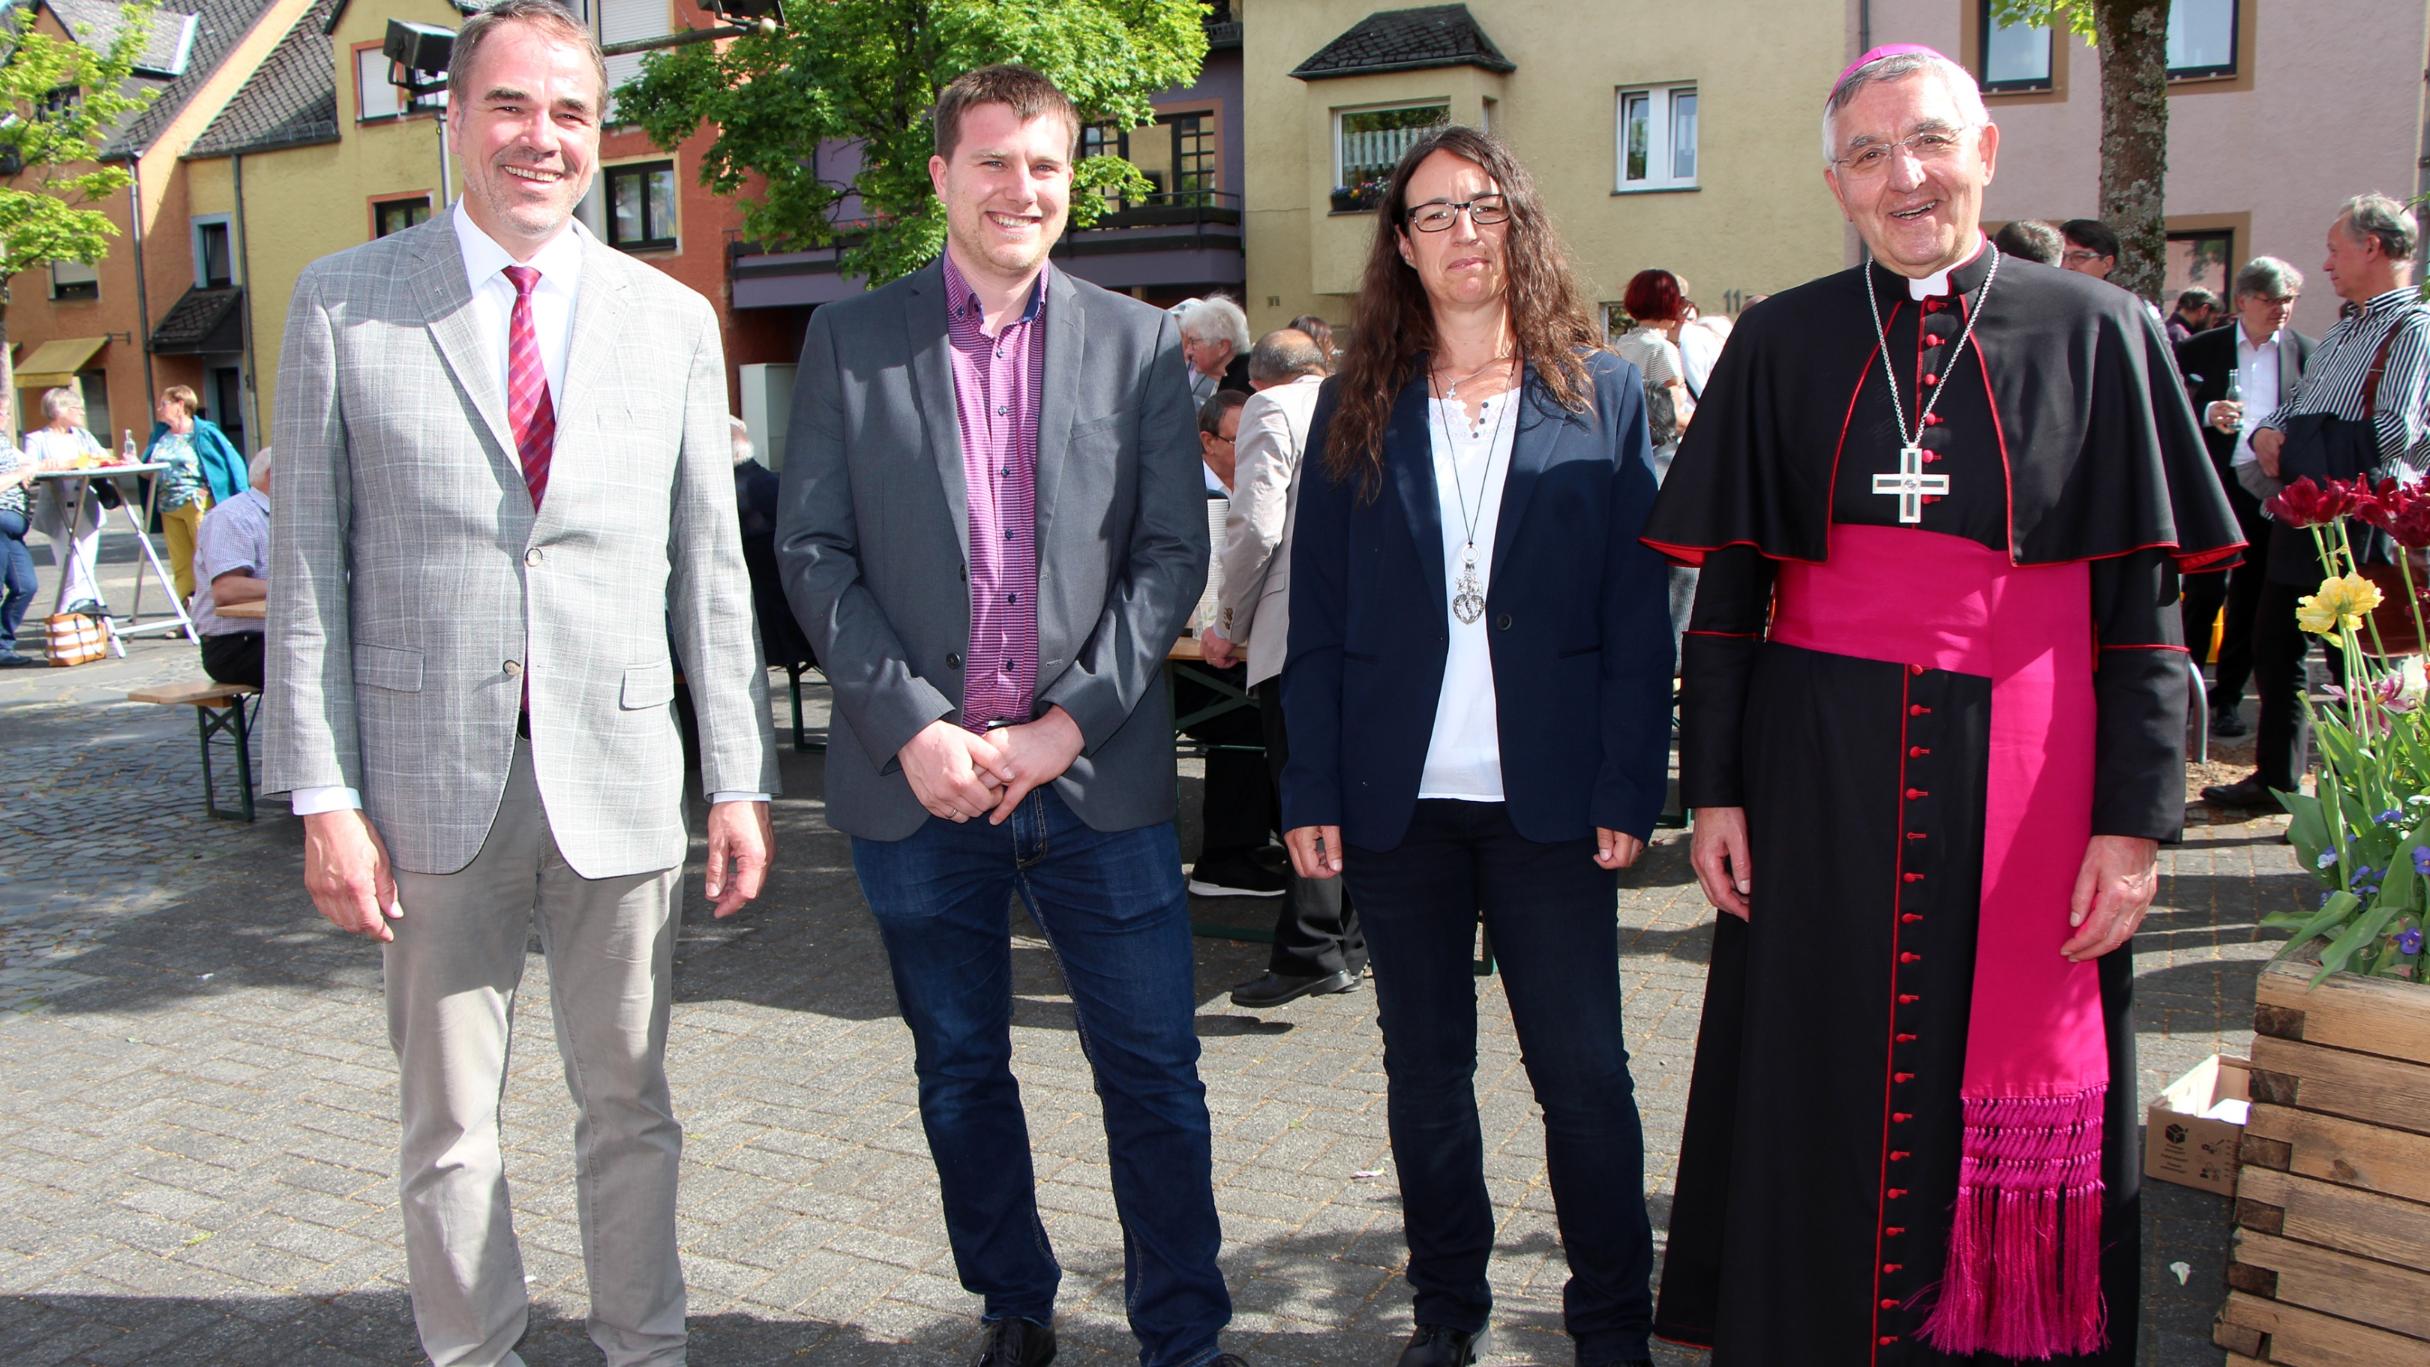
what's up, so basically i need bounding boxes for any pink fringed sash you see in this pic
[1773,526,2110,1359]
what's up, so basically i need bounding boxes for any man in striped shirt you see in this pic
[2205,193,2430,810]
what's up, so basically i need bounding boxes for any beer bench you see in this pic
[127,681,259,822]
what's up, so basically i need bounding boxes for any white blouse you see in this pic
[1416,391,1518,803]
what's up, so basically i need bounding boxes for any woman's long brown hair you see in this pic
[1324,126,1606,496]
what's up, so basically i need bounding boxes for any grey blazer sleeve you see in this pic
[666,294,781,796]
[1037,310,1209,751]
[262,264,361,795]
[778,305,956,767]
[1218,393,1293,642]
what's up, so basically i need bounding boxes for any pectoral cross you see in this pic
[1871,443,1948,524]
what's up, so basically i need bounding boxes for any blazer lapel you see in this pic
[2277,329,2303,404]
[1033,268,1084,559]
[1386,367,1447,624]
[408,221,518,472]
[903,263,970,564]
[1489,362,1558,588]
[558,231,630,437]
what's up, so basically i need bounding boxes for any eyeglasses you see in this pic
[1831,127,1977,178]
[2060,249,2112,267]
[1405,194,1510,233]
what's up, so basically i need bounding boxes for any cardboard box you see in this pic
[2144,1054,2251,1196]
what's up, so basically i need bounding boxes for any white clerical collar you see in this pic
[1906,237,1990,301]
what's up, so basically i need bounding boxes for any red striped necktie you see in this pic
[502,264,554,508]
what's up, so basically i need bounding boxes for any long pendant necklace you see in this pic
[1861,245,2000,524]
[1431,355,1518,626]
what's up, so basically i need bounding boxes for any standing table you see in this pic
[31,462,195,652]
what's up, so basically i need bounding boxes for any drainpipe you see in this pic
[127,159,156,410]
[1859,0,1871,54]
[234,151,261,451]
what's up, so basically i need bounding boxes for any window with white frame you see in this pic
[1978,2,2054,91]
[358,45,443,120]
[2167,0,2237,78]
[49,258,98,300]
[1332,103,1447,212]
[595,0,670,123]
[1617,84,1697,191]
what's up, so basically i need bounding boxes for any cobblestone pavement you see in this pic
[1,552,2295,1364]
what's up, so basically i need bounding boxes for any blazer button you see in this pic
[503,660,523,677]
[946,652,963,670]
[1495,613,1512,631]
[959,563,968,580]
[525,548,543,567]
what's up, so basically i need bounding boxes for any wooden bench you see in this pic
[128,681,259,821]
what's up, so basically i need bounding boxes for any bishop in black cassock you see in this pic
[1642,47,2240,1366]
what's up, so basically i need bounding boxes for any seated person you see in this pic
[190,449,272,687]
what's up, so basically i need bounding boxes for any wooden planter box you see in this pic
[2213,959,2430,1366]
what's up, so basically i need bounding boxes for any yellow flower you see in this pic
[2296,573,2385,636]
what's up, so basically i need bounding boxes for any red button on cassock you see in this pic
[1909,663,1927,676]
[1895,1072,1915,1083]
[1900,951,1923,963]
[1920,371,1939,386]
[1898,994,1920,1004]
[1902,872,1925,884]
[1909,745,1930,757]
[1881,1299,1900,1309]
[1891,1150,1911,1161]
[1901,912,1924,923]
[1897,1032,1918,1043]
[1883,1262,1904,1273]
[1888,1187,1909,1199]
[1891,1115,1912,1126]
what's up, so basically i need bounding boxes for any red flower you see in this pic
[2392,501,2430,550]
[2268,477,2364,529]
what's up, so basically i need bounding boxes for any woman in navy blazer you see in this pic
[1279,127,1672,1367]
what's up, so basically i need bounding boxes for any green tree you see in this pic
[0,1,158,408]
[617,0,1208,286]
[1991,0,2171,300]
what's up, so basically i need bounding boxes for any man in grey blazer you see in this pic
[263,5,777,1363]
[777,65,1245,1367]
[1199,329,1365,1009]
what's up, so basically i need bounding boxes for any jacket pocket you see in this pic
[621,661,676,709]
[353,643,424,692]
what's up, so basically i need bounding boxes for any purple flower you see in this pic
[2380,809,2408,825]
[2351,865,2377,888]
[2402,928,2426,956]
[2416,846,2430,876]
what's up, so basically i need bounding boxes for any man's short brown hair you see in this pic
[931,64,1080,162]
[448,0,607,116]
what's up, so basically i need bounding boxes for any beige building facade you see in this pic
[1240,0,1853,337]
[1863,0,2430,340]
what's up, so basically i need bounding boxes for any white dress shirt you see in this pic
[2228,323,2284,471]
[1416,392,1517,803]
[293,207,767,815]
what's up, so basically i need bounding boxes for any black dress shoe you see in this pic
[2210,707,2252,738]
[1229,968,1358,1008]
[2201,774,2279,811]
[974,1317,1055,1367]
[1206,1357,1250,1366]
[1396,1325,1484,1366]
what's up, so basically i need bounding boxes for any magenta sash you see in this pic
[1772,526,2109,1359]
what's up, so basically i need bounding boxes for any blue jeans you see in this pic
[0,508,35,646]
[851,787,1231,1367]
[1346,800,1655,1363]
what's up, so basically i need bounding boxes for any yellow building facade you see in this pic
[1239,0,1852,335]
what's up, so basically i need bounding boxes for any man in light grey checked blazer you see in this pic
[261,4,777,1363]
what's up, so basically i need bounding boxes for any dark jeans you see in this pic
[850,789,1231,1367]
[199,631,264,688]
[1255,678,1364,977]
[0,509,33,646]
[1345,800,1654,1361]
[2253,579,2349,791]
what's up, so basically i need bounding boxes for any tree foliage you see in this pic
[1988,0,2171,301]
[618,0,1209,286]
[0,1,157,290]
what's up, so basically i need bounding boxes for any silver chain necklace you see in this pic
[1861,245,2000,523]
[1430,355,1518,625]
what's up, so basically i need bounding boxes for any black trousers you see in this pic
[2181,489,2272,712]
[1175,661,1273,860]
[199,631,264,689]
[2252,581,2348,791]
[1255,679,1364,978]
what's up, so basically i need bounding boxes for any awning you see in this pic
[149,286,244,355]
[14,336,109,390]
